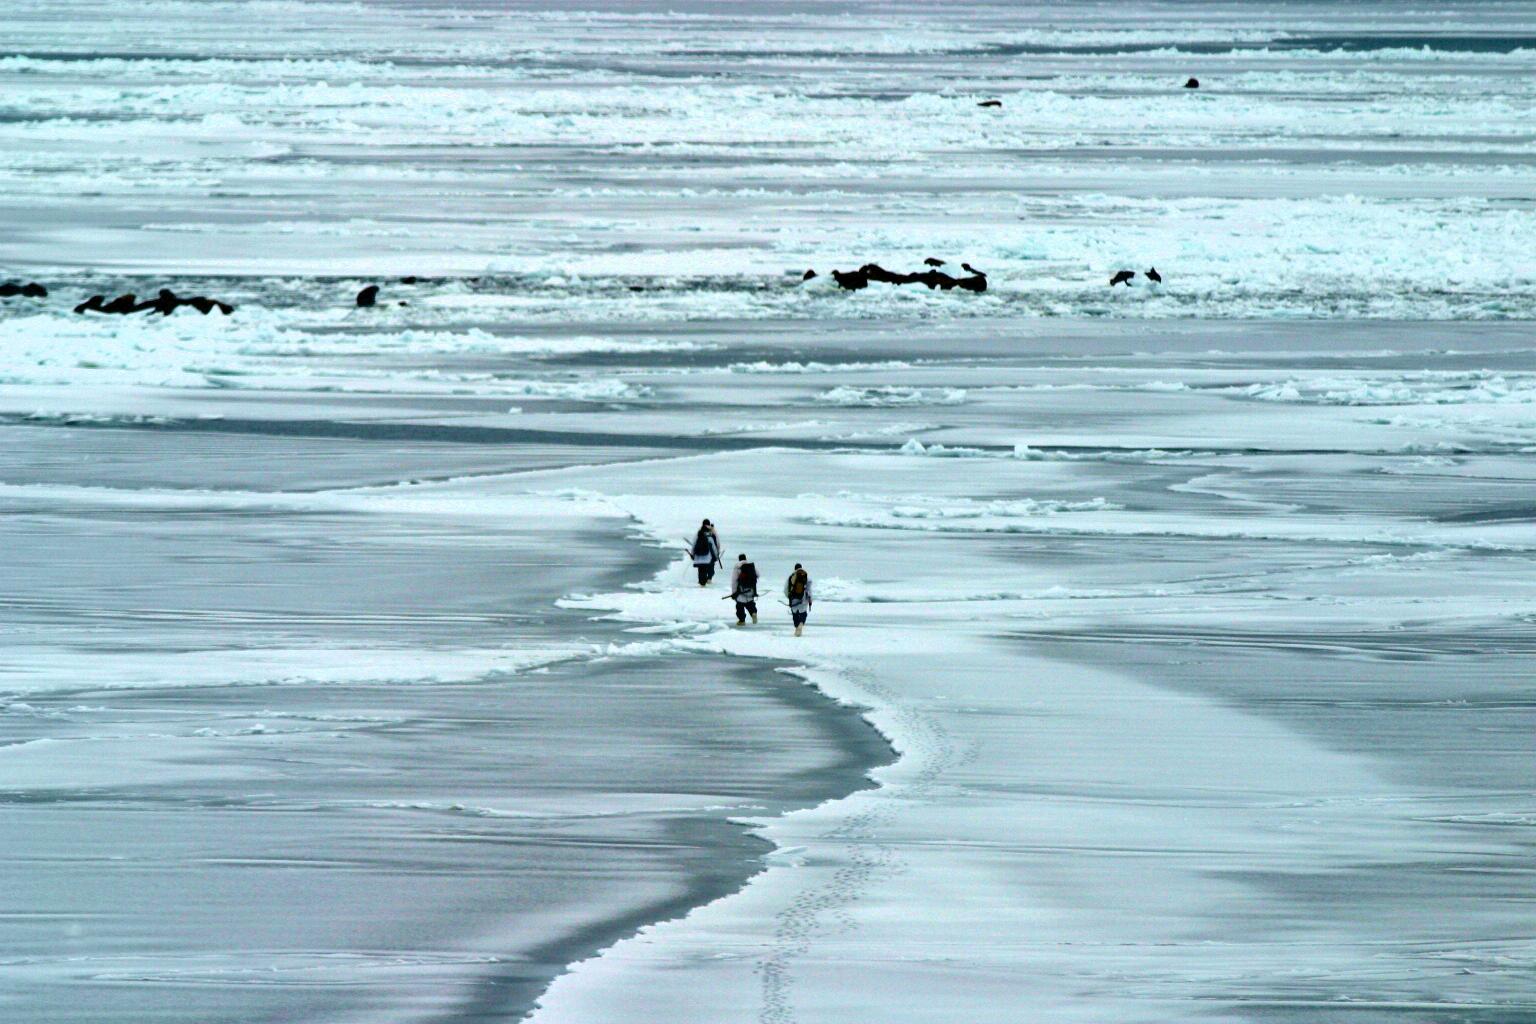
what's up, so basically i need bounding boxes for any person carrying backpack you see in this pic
[729,554,759,625]
[690,519,721,586]
[785,563,813,636]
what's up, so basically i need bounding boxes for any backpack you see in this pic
[788,570,807,599]
[738,562,757,591]
[693,531,712,556]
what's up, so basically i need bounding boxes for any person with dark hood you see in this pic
[785,563,813,636]
[690,519,721,586]
[729,553,759,625]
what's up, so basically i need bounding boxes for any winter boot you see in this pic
[794,624,803,637]
[750,612,758,624]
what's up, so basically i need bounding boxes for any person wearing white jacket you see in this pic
[729,554,759,625]
[690,519,720,586]
[784,563,813,636]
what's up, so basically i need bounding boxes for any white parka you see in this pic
[784,571,813,613]
[730,561,758,601]
[691,528,720,567]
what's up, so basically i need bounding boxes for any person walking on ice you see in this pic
[785,562,813,636]
[729,554,759,625]
[690,519,720,586]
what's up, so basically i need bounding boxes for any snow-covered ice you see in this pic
[2,2,1534,1023]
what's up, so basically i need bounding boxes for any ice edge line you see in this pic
[519,497,904,1024]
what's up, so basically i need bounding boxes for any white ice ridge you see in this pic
[814,385,967,407]
[0,645,595,697]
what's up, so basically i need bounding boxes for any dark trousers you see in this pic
[696,563,714,585]
[735,600,757,623]
[791,609,808,626]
